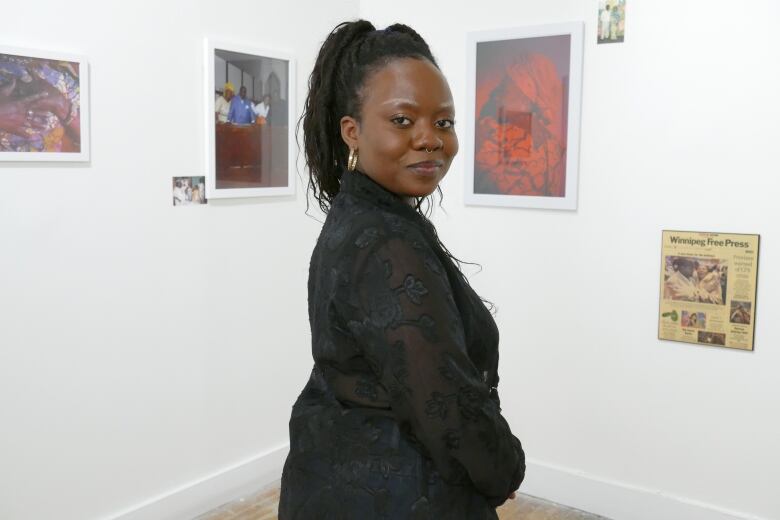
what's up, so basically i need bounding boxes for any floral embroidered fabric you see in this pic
[278,170,525,519]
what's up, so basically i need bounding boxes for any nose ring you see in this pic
[424,139,443,153]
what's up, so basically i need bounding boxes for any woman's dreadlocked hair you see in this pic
[299,20,440,215]
[297,20,496,314]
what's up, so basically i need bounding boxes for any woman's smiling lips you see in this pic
[407,160,444,176]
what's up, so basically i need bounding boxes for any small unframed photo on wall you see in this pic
[173,176,207,206]
[597,0,626,44]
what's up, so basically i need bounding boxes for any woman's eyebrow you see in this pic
[381,98,454,111]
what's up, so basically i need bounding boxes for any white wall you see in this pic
[3,1,779,519]
[359,1,779,519]
[0,1,359,519]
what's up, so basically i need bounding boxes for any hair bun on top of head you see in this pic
[328,19,375,47]
[334,22,429,57]
[384,23,426,43]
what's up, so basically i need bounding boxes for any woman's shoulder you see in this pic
[320,193,430,256]
[333,191,427,233]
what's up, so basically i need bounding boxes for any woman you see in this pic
[215,82,234,124]
[279,20,525,519]
[689,312,698,328]
[253,93,271,122]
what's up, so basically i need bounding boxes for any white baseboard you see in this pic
[522,458,771,520]
[103,448,773,520]
[105,443,289,520]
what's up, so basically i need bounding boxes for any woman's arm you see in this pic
[336,224,524,507]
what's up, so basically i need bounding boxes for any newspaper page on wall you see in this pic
[658,230,760,351]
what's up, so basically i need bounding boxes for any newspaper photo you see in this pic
[658,230,760,351]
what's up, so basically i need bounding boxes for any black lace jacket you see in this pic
[279,170,525,519]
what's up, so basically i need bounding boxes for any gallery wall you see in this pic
[0,1,359,519]
[359,1,779,519]
[2,1,779,520]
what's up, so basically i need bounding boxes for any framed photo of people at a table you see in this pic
[464,23,583,210]
[204,39,295,199]
[0,46,90,162]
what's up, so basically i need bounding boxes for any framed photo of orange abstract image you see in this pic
[0,46,89,162]
[464,23,583,210]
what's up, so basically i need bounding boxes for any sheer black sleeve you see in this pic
[335,225,525,508]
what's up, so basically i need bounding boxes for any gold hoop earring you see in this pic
[347,148,358,171]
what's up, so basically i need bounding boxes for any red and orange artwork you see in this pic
[474,35,570,197]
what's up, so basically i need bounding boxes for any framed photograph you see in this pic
[0,46,89,162]
[204,39,295,199]
[464,23,583,210]
[658,230,760,351]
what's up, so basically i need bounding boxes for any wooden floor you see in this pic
[194,480,609,520]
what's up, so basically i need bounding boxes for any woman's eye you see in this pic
[436,119,455,129]
[391,116,412,126]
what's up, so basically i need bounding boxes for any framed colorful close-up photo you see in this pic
[0,45,90,162]
[464,23,583,210]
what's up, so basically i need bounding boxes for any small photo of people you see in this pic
[213,49,289,190]
[598,0,626,44]
[698,331,726,346]
[173,176,207,206]
[681,311,706,330]
[0,52,82,154]
[664,256,727,305]
[729,301,752,325]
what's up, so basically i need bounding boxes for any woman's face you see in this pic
[340,57,458,198]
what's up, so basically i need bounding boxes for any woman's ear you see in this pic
[340,115,360,150]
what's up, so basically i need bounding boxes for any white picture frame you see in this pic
[464,22,583,210]
[0,45,90,162]
[204,38,296,199]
